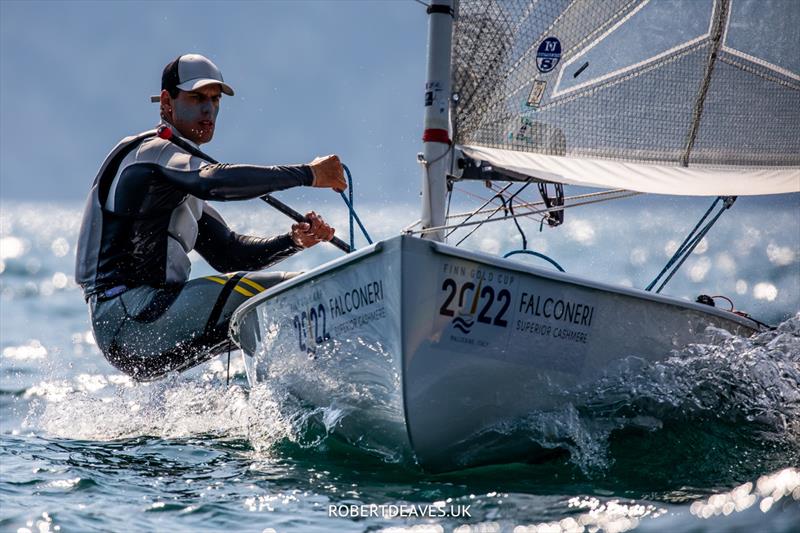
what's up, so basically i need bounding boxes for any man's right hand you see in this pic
[309,155,347,192]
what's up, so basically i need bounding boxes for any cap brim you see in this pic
[150,79,235,103]
[176,78,235,96]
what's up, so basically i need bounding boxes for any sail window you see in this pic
[722,0,800,81]
[553,0,714,97]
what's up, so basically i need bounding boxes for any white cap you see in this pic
[150,54,235,103]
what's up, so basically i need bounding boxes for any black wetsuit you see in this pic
[74,123,314,380]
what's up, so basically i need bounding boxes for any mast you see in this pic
[419,0,454,242]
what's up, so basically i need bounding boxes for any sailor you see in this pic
[74,53,345,381]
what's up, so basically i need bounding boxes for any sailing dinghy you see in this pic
[231,0,799,472]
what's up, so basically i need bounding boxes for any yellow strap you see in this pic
[238,277,267,293]
[205,275,255,297]
[232,285,255,297]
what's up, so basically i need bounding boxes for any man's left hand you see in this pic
[291,212,335,249]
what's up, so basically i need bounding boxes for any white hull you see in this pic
[230,235,757,471]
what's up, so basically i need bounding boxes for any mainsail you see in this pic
[451,0,800,195]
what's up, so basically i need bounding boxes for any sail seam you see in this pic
[681,0,729,167]
[718,54,800,89]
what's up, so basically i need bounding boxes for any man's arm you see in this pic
[116,162,313,201]
[115,153,346,202]
[194,204,301,273]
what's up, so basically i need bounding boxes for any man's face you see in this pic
[162,84,222,145]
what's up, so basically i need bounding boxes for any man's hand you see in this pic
[291,212,335,249]
[309,155,347,192]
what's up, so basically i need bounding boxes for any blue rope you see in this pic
[646,196,735,293]
[503,250,565,272]
[339,164,372,252]
[645,197,720,291]
[654,207,728,293]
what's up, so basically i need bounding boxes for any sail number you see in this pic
[438,278,511,328]
[292,304,331,355]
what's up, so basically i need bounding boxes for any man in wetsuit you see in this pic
[75,53,345,381]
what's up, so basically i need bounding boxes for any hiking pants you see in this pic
[89,271,296,381]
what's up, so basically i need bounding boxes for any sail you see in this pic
[451,0,800,195]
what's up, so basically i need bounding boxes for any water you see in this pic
[1,199,799,532]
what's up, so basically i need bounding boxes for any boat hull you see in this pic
[230,235,757,471]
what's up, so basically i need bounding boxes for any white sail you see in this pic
[460,144,800,195]
[452,0,800,195]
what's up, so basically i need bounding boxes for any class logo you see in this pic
[439,277,511,335]
[536,37,561,73]
[452,315,474,334]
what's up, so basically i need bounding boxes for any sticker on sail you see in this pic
[513,117,534,142]
[536,37,561,73]
[526,80,547,107]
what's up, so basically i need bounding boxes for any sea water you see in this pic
[1,198,798,532]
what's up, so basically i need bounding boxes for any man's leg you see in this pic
[94,271,298,381]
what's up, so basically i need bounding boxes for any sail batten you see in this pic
[452,0,800,194]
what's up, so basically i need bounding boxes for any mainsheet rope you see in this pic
[339,164,372,251]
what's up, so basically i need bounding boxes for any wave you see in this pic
[449,315,800,483]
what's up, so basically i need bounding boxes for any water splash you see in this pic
[34,378,252,442]
[245,382,346,455]
[453,315,800,477]
[578,315,800,436]
[27,356,344,466]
